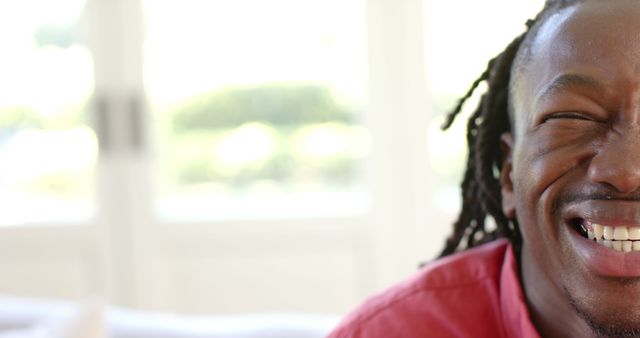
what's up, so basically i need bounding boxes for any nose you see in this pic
[588,129,640,194]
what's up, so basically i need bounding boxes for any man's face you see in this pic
[503,0,640,335]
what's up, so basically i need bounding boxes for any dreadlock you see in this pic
[439,0,580,257]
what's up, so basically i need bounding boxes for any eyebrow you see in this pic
[536,73,605,102]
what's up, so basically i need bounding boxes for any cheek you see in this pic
[514,127,599,198]
[512,162,547,241]
[511,131,596,238]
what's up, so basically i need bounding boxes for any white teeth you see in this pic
[587,224,640,252]
[594,224,604,240]
[614,227,630,240]
[604,226,615,240]
[613,241,623,251]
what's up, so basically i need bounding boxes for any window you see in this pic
[0,0,96,225]
[144,0,370,220]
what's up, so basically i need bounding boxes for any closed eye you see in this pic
[541,112,595,123]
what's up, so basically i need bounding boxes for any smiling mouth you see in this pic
[573,218,640,252]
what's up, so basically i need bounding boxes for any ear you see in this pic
[500,133,516,219]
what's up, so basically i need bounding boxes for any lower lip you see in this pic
[568,225,640,277]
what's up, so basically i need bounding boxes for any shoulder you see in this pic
[327,239,513,338]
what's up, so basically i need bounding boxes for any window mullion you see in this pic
[86,0,148,307]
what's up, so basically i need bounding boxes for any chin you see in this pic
[565,283,640,338]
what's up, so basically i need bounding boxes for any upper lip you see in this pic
[563,200,640,228]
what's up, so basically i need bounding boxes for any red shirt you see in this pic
[327,239,540,338]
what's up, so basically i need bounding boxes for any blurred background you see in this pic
[0,0,543,335]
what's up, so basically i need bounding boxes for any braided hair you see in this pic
[439,0,580,257]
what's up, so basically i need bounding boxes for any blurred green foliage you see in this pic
[0,83,363,195]
[0,103,86,131]
[0,102,92,197]
[171,83,354,132]
[164,83,363,192]
[165,126,359,190]
[0,108,45,130]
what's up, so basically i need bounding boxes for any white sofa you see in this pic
[0,295,339,338]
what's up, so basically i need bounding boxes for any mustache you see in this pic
[551,186,640,216]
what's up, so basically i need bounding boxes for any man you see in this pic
[328,0,640,337]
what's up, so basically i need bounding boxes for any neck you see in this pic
[520,244,593,338]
